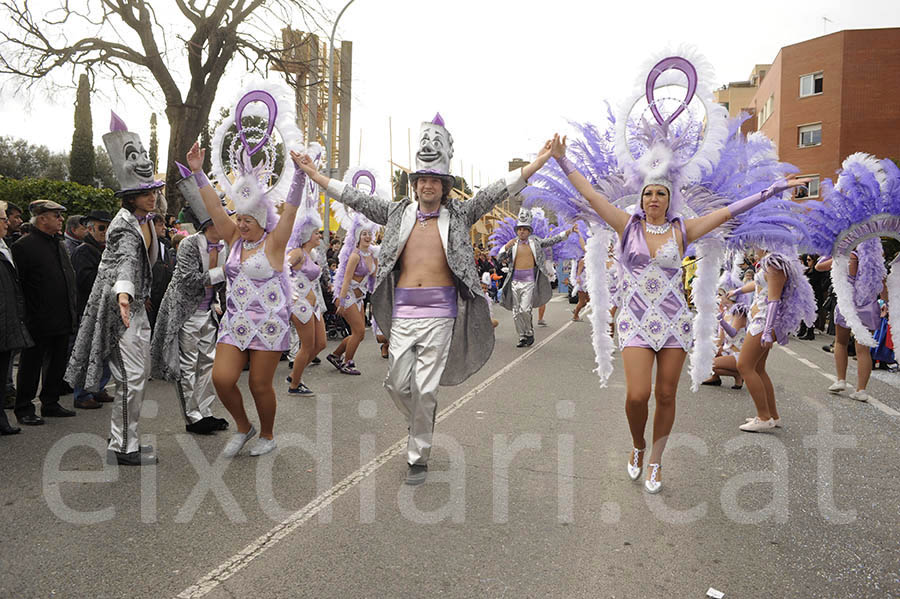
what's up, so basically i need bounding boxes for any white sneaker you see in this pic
[739,417,776,432]
[249,437,277,456]
[223,425,257,458]
[849,390,869,402]
[746,416,782,428]
[537,319,547,327]
[828,380,848,393]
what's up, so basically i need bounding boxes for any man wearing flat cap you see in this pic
[11,199,78,424]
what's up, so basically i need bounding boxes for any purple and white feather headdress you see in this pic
[210,82,306,232]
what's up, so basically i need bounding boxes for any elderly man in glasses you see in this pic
[11,199,78,424]
[70,210,115,408]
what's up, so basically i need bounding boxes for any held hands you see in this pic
[118,293,131,328]
[550,134,567,159]
[186,141,205,173]
[294,152,320,178]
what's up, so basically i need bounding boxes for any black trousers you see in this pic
[15,333,68,417]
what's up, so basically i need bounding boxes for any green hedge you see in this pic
[0,176,118,216]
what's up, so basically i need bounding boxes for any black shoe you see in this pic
[701,378,722,386]
[93,390,115,403]
[17,414,44,426]
[186,418,218,435]
[74,398,102,409]
[822,344,834,353]
[405,464,428,486]
[516,338,528,348]
[210,417,230,430]
[525,335,535,346]
[311,357,321,365]
[0,412,20,435]
[106,449,158,466]
[42,404,76,417]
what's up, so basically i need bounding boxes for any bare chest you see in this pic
[398,221,452,281]
[514,243,535,268]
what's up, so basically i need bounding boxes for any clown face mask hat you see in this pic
[409,113,456,188]
[102,111,165,198]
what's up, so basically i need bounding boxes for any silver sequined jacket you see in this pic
[150,233,227,381]
[65,208,158,391]
[327,170,526,385]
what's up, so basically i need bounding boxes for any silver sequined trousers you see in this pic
[384,317,454,466]
[108,307,151,454]
[511,280,535,338]
[175,310,217,425]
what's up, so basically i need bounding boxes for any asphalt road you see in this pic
[2,296,898,598]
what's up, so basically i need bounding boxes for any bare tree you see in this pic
[0,0,326,210]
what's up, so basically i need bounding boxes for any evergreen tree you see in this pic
[149,112,159,173]
[69,73,95,186]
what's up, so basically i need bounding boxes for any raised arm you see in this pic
[295,154,390,225]
[539,226,574,249]
[550,135,630,235]
[814,257,832,272]
[186,141,238,243]
[683,177,810,246]
[266,153,307,262]
[466,140,554,225]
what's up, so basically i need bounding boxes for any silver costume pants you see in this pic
[511,280,535,338]
[287,325,300,362]
[108,307,151,454]
[175,310,218,425]
[384,317,454,466]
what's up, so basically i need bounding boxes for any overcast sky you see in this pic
[2,0,899,187]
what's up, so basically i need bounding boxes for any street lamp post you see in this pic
[322,0,356,248]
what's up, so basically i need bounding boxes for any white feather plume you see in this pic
[689,238,724,390]
[831,255,878,347]
[837,152,888,193]
[584,224,614,385]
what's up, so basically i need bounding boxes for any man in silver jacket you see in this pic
[150,168,229,435]
[65,111,164,466]
[498,208,572,347]
[297,113,554,485]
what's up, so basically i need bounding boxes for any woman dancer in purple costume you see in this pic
[728,244,816,432]
[326,228,377,375]
[187,142,304,457]
[702,289,748,389]
[550,134,806,492]
[814,238,885,402]
[286,223,327,396]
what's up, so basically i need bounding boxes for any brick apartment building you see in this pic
[715,28,900,199]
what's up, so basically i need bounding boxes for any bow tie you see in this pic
[416,208,440,224]
[207,242,224,253]
[136,212,155,225]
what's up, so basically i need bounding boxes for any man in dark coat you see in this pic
[0,201,32,434]
[148,213,175,330]
[3,201,24,408]
[70,210,114,408]
[11,199,78,424]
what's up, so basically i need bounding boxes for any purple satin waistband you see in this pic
[393,286,458,319]
[513,268,535,282]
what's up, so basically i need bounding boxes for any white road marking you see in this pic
[775,346,900,417]
[177,320,576,598]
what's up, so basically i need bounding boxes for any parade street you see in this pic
[2,296,898,599]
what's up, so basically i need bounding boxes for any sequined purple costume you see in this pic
[615,216,693,351]
[218,239,292,352]
[290,252,324,324]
